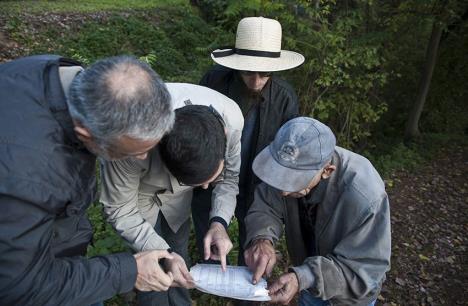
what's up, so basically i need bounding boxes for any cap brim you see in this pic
[252,146,319,193]
[211,50,305,72]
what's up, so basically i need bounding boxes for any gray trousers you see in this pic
[137,213,192,306]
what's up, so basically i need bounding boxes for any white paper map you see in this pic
[190,264,270,301]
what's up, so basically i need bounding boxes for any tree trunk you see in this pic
[404,22,443,141]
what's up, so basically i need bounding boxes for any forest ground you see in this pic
[378,143,467,306]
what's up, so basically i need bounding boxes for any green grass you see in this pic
[364,133,468,179]
[2,4,231,82]
[1,0,186,14]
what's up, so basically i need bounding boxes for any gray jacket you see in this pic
[100,83,243,251]
[245,147,391,306]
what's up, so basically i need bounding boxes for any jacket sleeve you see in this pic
[244,183,286,248]
[199,70,211,86]
[209,123,242,225]
[0,194,137,306]
[282,88,300,123]
[100,158,170,251]
[291,195,391,301]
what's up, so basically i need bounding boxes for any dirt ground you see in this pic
[380,144,468,306]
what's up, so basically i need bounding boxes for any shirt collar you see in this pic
[303,178,328,205]
[302,155,336,205]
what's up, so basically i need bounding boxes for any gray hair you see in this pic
[68,55,174,148]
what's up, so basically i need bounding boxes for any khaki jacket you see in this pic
[100,83,243,251]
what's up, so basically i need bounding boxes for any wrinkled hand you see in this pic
[163,252,195,289]
[203,222,233,271]
[268,272,299,305]
[244,239,276,284]
[134,250,174,291]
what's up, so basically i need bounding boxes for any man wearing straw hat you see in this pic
[191,17,305,274]
[244,117,390,305]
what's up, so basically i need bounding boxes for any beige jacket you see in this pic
[100,83,243,251]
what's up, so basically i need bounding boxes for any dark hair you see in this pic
[68,55,174,148]
[159,105,226,185]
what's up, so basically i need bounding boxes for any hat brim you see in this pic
[211,50,305,72]
[252,145,319,193]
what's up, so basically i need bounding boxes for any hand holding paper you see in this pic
[190,264,270,301]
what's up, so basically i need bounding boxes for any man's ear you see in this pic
[73,122,93,144]
[322,164,336,179]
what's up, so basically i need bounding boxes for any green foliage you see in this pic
[3,6,225,83]
[195,0,393,148]
[87,202,129,256]
[422,21,468,134]
[1,0,185,14]
[364,133,468,178]
[194,0,467,147]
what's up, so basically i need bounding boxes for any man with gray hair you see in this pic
[244,117,391,305]
[0,55,175,305]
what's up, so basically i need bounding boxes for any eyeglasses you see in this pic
[177,165,226,187]
[208,105,226,129]
[240,70,272,78]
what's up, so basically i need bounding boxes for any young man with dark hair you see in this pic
[159,105,226,186]
[100,83,243,306]
[191,17,305,278]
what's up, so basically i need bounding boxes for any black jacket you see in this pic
[200,65,300,209]
[0,55,136,306]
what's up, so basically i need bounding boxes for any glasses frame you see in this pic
[239,70,272,78]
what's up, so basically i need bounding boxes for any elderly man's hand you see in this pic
[244,238,276,284]
[163,251,195,289]
[268,272,299,305]
[133,250,174,291]
[203,221,233,271]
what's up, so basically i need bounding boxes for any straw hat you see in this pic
[211,17,305,72]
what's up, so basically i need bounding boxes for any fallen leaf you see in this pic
[395,277,406,286]
[419,254,430,261]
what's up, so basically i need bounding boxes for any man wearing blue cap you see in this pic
[244,117,391,305]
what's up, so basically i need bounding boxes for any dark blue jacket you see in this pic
[0,55,137,305]
[199,65,300,208]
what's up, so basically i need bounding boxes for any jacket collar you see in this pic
[48,63,83,149]
[315,151,341,238]
[231,71,271,110]
[152,148,193,194]
[302,177,328,206]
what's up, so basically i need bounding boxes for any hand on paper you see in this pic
[203,221,233,271]
[244,238,276,284]
[163,251,195,289]
[268,272,299,305]
[134,250,174,291]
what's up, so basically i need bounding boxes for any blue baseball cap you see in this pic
[252,117,336,192]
